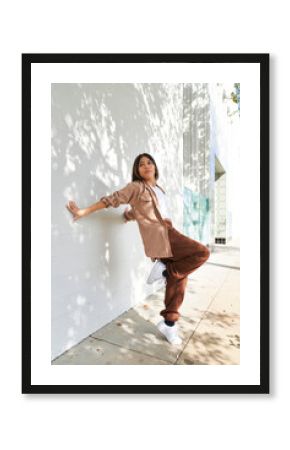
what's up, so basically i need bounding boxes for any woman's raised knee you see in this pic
[204,246,210,260]
[200,245,210,261]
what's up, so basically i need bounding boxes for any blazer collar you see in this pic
[143,180,166,194]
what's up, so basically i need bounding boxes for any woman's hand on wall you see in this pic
[66,201,86,222]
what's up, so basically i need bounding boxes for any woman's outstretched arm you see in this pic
[66,200,107,222]
[66,181,141,222]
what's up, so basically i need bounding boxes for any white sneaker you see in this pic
[157,319,182,345]
[146,260,167,284]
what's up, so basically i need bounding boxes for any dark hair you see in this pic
[132,153,159,182]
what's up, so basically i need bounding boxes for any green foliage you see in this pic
[231,83,240,114]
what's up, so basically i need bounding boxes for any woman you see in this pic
[66,153,210,345]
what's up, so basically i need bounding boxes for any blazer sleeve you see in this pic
[100,182,140,209]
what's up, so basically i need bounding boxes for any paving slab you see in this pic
[52,336,169,365]
[91,308,183,363]
[180,263,229,319]
[176,268,240,365]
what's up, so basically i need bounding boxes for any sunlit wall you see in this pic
[51,83,183,360]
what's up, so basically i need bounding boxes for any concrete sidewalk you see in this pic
[52,244,240,365]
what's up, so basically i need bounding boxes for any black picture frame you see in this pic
[22,53,269,394]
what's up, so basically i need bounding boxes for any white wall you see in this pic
[51,83,183,359]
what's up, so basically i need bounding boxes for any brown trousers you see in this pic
[159,219,210,322]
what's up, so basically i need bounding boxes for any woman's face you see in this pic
[138,156,156,183]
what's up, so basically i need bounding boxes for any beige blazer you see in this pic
[100,180,173,258]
